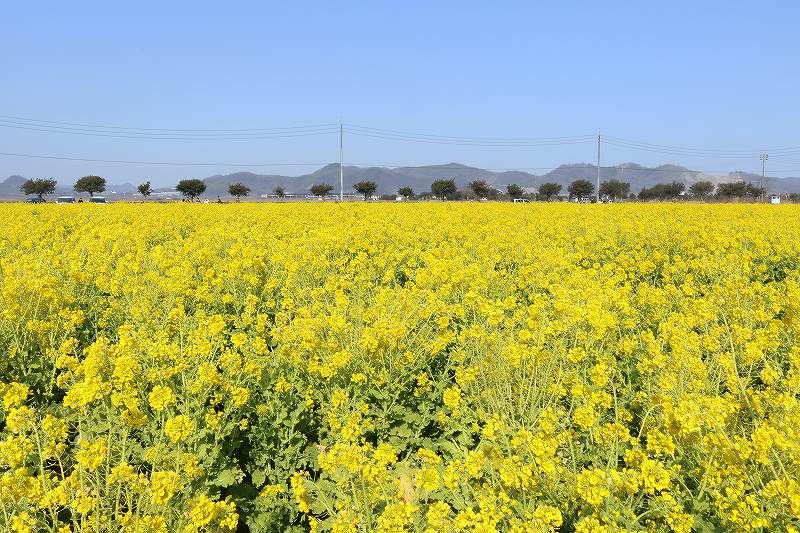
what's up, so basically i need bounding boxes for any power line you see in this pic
[764,155,800,165]
[345,130,595,147]
[0,122,339,141]
[346,162,563,171]
[345,123,594,142]
[603,135,800,157]
[606,134,800,155]
[0,151,330,167]
[3,112,796,156]
[0,114,338,133]
[3,151,798,176]
[2,112,799,177]
[344,161,757,175]
[603,139,756,159]
[0,113,593,145]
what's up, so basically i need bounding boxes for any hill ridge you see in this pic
[4,163,800,196]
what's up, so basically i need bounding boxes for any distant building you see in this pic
[261,193,298,199]
[151,190,181,198]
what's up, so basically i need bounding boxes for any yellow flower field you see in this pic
[1,203,799,532]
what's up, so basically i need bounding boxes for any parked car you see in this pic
[25,197,46,203]
[89,196,107,203]
[56,196,75,204]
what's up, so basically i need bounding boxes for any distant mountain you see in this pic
[766,177,800,194]
[0,175,26,195]
[536,163,736,191]
[201,163,537,196]
[3,163,800,197]
[201,163,438,196]
[198,162,796,196]
[727,171,800,194]
[107,182,136,194]
[203,171,288,196]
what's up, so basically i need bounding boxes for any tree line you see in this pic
[19,176,242,202]
[21,175,109,200]
[295,178,775,202]
[18,175,781,203]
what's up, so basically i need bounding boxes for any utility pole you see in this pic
[596,130,601,203]
[760,153,768,199]
[339,123,344,201]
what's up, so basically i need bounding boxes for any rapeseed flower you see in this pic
[1,203,799,531]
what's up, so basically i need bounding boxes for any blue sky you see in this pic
[2,1,799,186]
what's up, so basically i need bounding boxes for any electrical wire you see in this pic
[345,123,594,142]
[1,112,795,154]
[603,139,757,159]
[0,122,339,141]
[0,151,330,167]
[0,114,338,133]
[345,130,594,147]
[3,151,797,176]
[2,113,798,176]
[345,161,746,174]
[603,135,800,157]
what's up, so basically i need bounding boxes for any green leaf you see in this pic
[392,424,413,438]
[215,467,243,488]
[251,469,266,487]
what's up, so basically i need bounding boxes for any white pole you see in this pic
[596,130,601,203]
[339,123,344,201]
